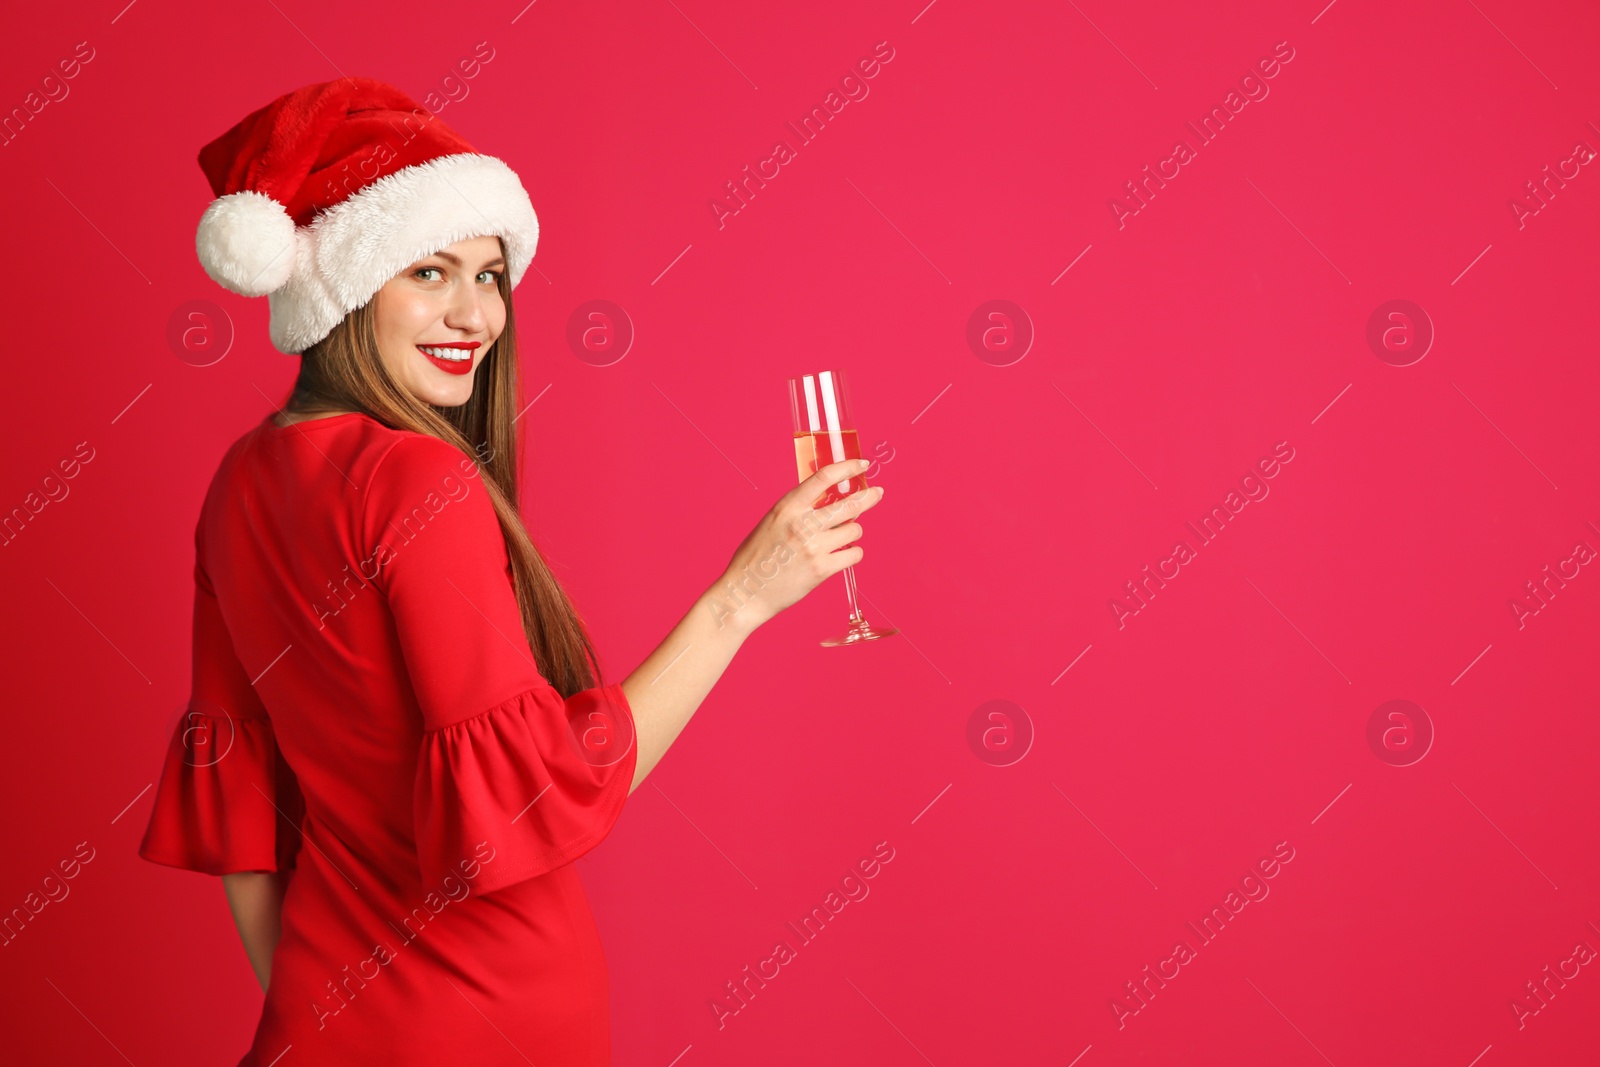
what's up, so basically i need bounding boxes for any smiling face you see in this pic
[372,234,508,408]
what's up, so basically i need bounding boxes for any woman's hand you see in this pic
[622,456,886,791]
[708,457,885,634]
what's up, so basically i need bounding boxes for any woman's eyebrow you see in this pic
[428,251,508,268]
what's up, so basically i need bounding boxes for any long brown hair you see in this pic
[281,241,601,697]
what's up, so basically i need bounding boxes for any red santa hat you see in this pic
[194,76,538,354]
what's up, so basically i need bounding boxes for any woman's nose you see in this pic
[446,285,488,332]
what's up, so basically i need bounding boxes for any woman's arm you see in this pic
[622,457,882,793]
[221,870,290,992]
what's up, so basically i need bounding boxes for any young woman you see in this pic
[138,78,882,1065]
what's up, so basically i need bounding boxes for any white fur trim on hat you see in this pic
[196,190,298,297]
[265,153,539,354]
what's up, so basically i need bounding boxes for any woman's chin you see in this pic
[416,388,471,410]
[411,372,476,408]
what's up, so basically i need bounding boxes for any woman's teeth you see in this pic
[419,346,470,361]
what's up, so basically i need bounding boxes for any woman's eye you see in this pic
[477,270,502,285]
[415,266,443,281]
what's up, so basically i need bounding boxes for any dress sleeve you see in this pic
[138,541,305,876]
[364,435,636,896]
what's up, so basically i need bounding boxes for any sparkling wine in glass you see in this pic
[788,369,898,647]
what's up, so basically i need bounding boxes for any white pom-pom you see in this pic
[195,190,297,296]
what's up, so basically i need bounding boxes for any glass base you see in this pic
[821,615,899,647]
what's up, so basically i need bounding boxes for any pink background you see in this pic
[4,0,1599,1063]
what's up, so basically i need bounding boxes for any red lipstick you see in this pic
[417,342,480,377]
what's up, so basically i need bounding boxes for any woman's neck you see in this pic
[273,407,355,428]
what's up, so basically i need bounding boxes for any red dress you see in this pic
[138,411,637,1066]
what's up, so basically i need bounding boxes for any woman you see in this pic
[138,78,883,1065]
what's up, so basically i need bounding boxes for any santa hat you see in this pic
[194,76,538,354]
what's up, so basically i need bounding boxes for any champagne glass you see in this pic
[788,369,898,647]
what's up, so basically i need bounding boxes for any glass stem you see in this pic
[842,564,865,624]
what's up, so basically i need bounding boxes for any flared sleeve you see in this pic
[364,435,636,896]
[138,543,305,876]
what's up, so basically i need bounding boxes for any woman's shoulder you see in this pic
[225,409,464,464]
[365,426,482,485]
[359,428,488,523]
[209,411,473,510]
[358,432,495,561]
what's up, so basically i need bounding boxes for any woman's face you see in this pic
[372,235,507,408]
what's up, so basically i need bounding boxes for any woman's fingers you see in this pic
[787,458,869,511]
[826,544,865,575]
[813,520,864,555]
[803,484,885,534]
[715,460,884,632]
